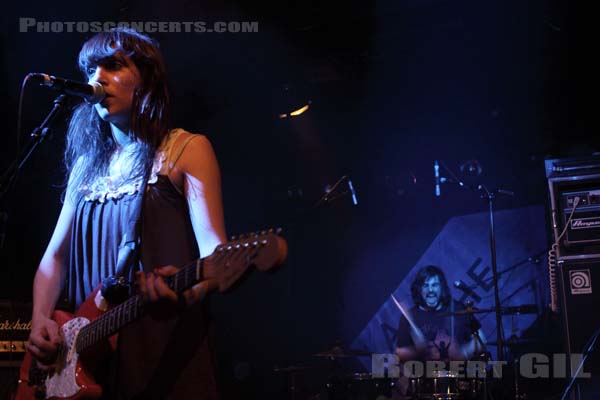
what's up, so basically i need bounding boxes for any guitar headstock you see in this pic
[205,229,288,292]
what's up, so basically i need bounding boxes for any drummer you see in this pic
[395,265,485,363]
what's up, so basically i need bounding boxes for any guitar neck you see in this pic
[72,230,286,354]
[75,259,205,353]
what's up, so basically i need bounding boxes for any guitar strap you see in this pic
[114,166,152,280]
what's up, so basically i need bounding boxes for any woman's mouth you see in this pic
[100,94,113,106]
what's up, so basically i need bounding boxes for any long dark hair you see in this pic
[410,265,451,308]
[64,27,170,200]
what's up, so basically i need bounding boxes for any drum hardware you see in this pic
[485,338,539,347]
[313,345,373,359]
[311,342,396,399]
[434,160,517,362]
[274,363,325,400]
[324,372,395,400]
[407,369,484,400]
[273,364,321,373]
[438,304,538,318]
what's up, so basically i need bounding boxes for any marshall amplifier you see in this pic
[560,189,600,246]
[0,300,31,362]
[0,300,30,400]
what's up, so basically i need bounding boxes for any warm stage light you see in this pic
[290,103,310,116]
[278,101,312,119]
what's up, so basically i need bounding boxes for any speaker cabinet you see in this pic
[558,255,600,372]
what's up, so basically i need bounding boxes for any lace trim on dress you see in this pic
[79,150,166,203]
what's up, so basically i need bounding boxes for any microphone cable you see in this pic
[548,196,580,313]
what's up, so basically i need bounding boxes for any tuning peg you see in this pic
[275,227,283,235]
[230,235,237,241]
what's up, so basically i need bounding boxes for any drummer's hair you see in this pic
[410,265,451,308]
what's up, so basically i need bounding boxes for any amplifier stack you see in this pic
[546,156,600,386]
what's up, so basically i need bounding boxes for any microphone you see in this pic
[434,160,441,197]
[453,280,482,302]
[347,179,358,205]
[27,73,105,104]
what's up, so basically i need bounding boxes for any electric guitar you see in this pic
[16,230,287,400]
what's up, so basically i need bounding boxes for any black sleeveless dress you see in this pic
[65,130,219,399]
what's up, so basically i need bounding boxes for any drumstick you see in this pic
[391,294,425,339]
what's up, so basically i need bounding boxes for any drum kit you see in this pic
[310,345,396,400]
[275,302,539,400]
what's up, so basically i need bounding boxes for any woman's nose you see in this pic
[88,67,107,85]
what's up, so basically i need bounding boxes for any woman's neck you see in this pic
[110,122,134,149]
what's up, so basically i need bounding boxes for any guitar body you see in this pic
[15,231,287,400]
[15,355,37,400]
[16,287,116,400]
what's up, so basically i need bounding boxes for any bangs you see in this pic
[77,28,156,76]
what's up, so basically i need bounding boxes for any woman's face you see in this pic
[87,53,142,129]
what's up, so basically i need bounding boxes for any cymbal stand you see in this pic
[437,161,514,362]
[466,309,489,400]
[466,307,489,360]
[512,358,527,400]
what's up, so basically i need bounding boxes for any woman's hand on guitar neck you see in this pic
[27,315,63,371]
[136,266,214,312]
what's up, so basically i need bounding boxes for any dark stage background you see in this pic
[0,0,592,398]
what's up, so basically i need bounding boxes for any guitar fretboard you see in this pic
[74,258,205,353]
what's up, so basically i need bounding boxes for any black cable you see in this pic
[16,74,31,157]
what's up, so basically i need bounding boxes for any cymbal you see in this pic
[313,345,372,358]
[439,304,538,317]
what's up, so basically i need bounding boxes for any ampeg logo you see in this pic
[571,217,600,230]
[569,269,592,295]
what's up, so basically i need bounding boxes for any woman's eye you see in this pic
[87,67,96,75]
[107,60,123,69]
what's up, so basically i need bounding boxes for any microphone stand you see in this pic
[0,94,67,249]
[438,163,514,362]
[560,327,600,400]
[313,175,351,208]
[480,184,506,363]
